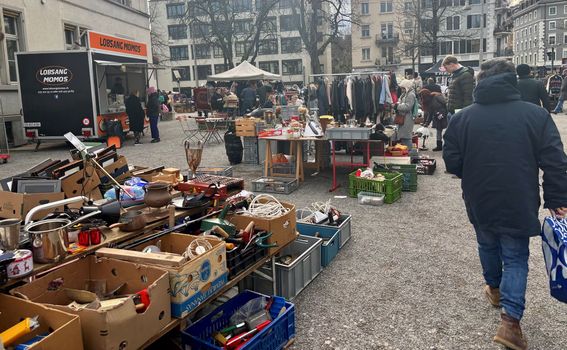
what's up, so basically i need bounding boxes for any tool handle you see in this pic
[212,226,230,238]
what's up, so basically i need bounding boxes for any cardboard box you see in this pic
[227,200,297,255]
[97,234,228,318]
[0,191,65,220]
[61,163,101,198]
[96,156,131,185]
[151,173,178,184]
[11,256,171,350]
[0,293,83,349]
[162,168,180,178]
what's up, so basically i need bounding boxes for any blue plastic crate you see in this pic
[182,290,295,350]
[296,214,351,249]
[296,224,340,267]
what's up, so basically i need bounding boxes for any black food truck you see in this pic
[16,30,150,143]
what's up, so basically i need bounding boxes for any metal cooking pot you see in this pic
[25,219,71,264]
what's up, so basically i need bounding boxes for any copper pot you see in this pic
[144,183,172,208]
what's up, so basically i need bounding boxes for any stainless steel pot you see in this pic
[25,219,70,264]
[0,219,21,251]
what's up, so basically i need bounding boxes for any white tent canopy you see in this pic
[207,61,281,81]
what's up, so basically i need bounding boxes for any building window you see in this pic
[194,44,210,59]
[233,0,252,12]
[172,66,190,81]
[64,24,77,50]
[404,2,413,11]
[261,17,277,32]
[549,35,556,45]
[380,1,393,13]
[361,25,370,37]
[282,60,302,75]
[191,23,210,38]
[533,10,537,19]
[214,64,229,74]
[281,37,302,53]
[212,45,224,58]
[258,61,279,74]
[549,21,556,30]
[168,25,187,40]
[528,12,532,21]
[258,39,278,55]
[362,48,370,61]
[279,0,293,8]
[280,15,300,31]
[467,14,484,29]
[170,46,189,60]
[446,16,460,30]
[3,12,22,83]
[361,2,369,14]
[549,6,557,16]
[380,23,394,38]
[404,21,413,34]
[438,41,452,55]
[234,20,253,34]
[113,0,132,6]
[469,0,480,4]
[166,3,185,18]
[563,49,567,60]
[196,65,211,80]
[564,34,567,44]
[235,42,248,56]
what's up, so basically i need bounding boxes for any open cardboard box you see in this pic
[227,200,297,255]
[0,293,83,350]
[11,256,171,350]
[0,190,65,220]
[60,162,102,198]
[97,233,228,318]
[96,155,131,185]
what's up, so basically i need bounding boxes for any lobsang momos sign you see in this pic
[88,31,148,58]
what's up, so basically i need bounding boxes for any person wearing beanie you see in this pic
[146,86,161,143]
[516,64,551,112]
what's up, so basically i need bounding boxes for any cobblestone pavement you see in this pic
[2,113,567,349]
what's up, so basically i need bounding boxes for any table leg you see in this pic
[264,140,273,177]
[296,141,304,182]
[329,140,340,192]
[366,141,371,166]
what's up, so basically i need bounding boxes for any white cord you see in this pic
[245,194,289,218]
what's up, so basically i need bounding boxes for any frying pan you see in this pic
[108,210,146,232]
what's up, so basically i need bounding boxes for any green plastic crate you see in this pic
[384,164,418,192]
[348,171,403,203]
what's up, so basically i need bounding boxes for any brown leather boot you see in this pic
[493,313,528,350]
[484,285,500,307]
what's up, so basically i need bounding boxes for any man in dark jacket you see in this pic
[423,77,442,93]
[146,86,161,143]
[443,59,567,350]
[240,81,257,114]
[443,55,474,114]
[516,64,551,111]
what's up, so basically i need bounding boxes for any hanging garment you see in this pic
[346,78,353,112]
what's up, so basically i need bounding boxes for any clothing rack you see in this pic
[309,71,389,78]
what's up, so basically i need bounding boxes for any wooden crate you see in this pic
[235,117,259,137]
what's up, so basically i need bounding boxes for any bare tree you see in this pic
[149,1,171,65]
[180,0,280,68]
[396,0,475,69]
[291,0,356,75]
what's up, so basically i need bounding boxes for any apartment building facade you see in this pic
[0,0,151,145]
[151,0,333,95]
[352,0,507,75]
[512,0,567,69]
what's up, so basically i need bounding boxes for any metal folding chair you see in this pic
[177,115,206,143]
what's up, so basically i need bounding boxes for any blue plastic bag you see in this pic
[104,186,145,201]
[541,217,567,303]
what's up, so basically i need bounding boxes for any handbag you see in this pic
[541,216,567,303]
[394,113,405,125]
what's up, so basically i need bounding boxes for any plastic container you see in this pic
[381,164,417,192]
[296,225,340,267]
[243,235,323,300]
[412,157,437,175]
[182,290,295,350]
[243,136,259,165]
[325,127,372,140]
[348,171,403,204]
[270,157,296,177]
[252,177,299,194]
[296,214,352,248]
[226,244,268,280]
[357,191,385,206]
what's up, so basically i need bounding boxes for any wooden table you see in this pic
[260,135,324,183]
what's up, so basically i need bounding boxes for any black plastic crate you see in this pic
[226,243,268,280]
[412,157,437,175]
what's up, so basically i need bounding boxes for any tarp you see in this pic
[207,61,281,81]
[424,60,448,75]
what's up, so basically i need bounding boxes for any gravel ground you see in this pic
[2,114,567,349]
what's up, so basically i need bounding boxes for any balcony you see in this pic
[375,33,400,46]
[495,48,514,57]
[493,24,513,35]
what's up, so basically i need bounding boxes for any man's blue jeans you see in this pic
[475,228,530,320]
[553,96,564,112]
[149,114,160,139]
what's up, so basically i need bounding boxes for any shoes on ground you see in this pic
[493,313,527,350]
[151,138,161,143]
[484,285,500,308]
